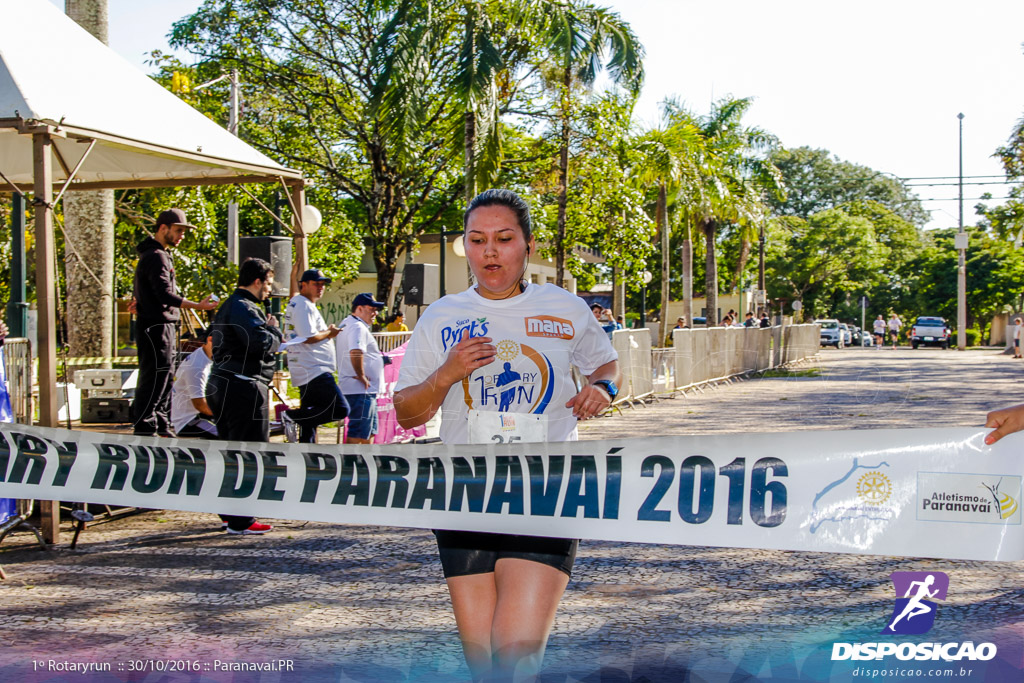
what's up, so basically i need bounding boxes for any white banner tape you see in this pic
[0,424,1021,561]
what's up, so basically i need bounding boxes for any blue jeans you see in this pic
[344,393,378,440]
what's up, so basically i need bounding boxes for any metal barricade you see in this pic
[373,331,414,353]
[652,347,675,393]
[3,338,33,424]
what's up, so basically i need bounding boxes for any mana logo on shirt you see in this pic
[525,315,575,340]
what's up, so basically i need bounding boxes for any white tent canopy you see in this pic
[0,0,302,188]
[0,0,309,472]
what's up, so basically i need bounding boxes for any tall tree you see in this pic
[768,146,928,227]
[915,228,1024,340]
[669,97,781,323]
[765,208,882,319]
[525,0,643,287]
[451,0,523,204]
[635,120,698,328]
[172,0,466,303]
[988,92,1024,242]
[64,0,114,358]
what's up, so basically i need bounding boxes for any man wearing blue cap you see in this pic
[337,292,386,443]
[281,269,348,442]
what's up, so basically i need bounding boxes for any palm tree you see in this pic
[635,120,700,329]
[64,0,114,358]
[523,0,643,287]
[451,1,511,204]
[674,97,783,324]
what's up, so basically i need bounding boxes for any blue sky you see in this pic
[51,0,1024,230]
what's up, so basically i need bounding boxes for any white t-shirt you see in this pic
[337,314,384,395]
[873,319,886,335]
[284,294,337,386]
[171,347,212,433]
[888,317,902,332]
[394,283,619,445]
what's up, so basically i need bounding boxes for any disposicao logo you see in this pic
[882,571,947,635]
[831,571,997,662]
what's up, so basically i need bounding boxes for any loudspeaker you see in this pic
[239,236,292,297]
[402,263,439,306]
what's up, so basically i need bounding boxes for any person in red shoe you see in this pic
[206,258,281,535]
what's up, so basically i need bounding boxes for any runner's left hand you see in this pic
[566,384,611,421]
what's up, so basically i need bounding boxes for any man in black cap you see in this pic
[281,269,348,442]
[338,292,386,444]
[132,208,217,437]
[206,257,280,535]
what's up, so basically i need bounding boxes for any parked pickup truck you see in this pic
[910,316,951,349]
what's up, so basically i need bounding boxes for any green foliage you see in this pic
[765,208,883,319]
[0,196,11,310]
[170,0,468,302]
[769,146,929,227]
[964,328,981,347]
[524,0,645,286]
[913,228,1024,340]
[562,93,653,288]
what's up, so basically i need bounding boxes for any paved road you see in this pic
[2,348,1022,682]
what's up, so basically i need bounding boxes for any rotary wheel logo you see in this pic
[857,471,892,505]
[495,340,520,361]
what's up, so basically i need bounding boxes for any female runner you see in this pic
[394,189,621,680]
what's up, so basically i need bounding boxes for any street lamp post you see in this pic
[640,270,653,328]
[438,229,465,298]
[957,113,966,351]
[195,69,241,264]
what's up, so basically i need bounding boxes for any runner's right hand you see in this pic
[439,329,495,385]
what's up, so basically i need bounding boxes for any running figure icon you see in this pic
[886,574,939,632]
[496,361,521,411]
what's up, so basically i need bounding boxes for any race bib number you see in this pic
[468,410,548,444]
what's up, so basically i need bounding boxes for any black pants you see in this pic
[287,372,350,443]
[132,322,176,436]
[206,373,268,531]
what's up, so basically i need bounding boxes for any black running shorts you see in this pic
[433,530,578,579]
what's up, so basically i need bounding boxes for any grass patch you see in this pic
[760,367,821,378]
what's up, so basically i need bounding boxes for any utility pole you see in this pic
[196,69,240,264]
[227,69,240,265]
[956,113,966,351]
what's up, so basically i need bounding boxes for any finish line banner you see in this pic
[0,424,1021,561]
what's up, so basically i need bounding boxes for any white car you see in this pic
[816,319,844,348]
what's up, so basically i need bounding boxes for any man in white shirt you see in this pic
[873,315,886,349]
[337,292,386,444]
[170,330,217,438]
[282,269,347,442]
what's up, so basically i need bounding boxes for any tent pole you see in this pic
[7,193,27,337]
[290,183,307,297]
[33,131,60,544]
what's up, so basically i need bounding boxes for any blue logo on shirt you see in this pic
[441,317,489,352]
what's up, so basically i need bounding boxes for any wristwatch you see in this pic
[593,379,618,400]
